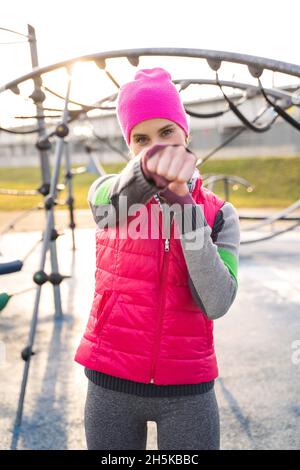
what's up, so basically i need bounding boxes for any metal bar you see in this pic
[240,198,300,231]
[239,215,300,221]
[176,78,300,104]
[2,48,300,93]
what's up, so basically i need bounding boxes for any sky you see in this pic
[0,0,300,127]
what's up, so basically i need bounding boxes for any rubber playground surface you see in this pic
[0,216,299,450]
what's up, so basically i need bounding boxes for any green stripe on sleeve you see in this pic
[93,178,114,206]
[217,247,238,285]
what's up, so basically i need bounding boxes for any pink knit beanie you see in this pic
[116,67,190,146]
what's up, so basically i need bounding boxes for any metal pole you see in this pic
[64,142,76,250]
[12,72,72,437]
[27,24,64,319]
[27,24,51,190]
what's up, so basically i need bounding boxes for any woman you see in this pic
[74,67,240,450]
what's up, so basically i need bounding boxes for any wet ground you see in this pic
[0,214,299,450]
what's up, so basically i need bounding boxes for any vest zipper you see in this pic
[149,240,170,383]
[164,237,169,252]
[149,207,174,384]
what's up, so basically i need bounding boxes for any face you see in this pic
[129,118,189,157]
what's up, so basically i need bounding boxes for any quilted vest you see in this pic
[74,175,225,385]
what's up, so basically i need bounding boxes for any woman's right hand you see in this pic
[141,144,197,194]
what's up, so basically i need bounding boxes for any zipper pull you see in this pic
[164,238,169,252]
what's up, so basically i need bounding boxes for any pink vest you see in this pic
[74,176,225,385]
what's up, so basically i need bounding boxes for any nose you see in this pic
[147,140,170,150]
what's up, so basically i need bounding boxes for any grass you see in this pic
[200,156,300,208]
[0,157,299,211]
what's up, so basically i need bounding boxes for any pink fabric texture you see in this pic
[74,179,225,385]
[116,67,190,146]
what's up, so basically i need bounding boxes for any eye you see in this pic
[135,136,148,144]
[135,128,173,145]
[163,129,173,135]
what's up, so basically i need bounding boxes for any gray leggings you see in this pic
[84,379,220,450]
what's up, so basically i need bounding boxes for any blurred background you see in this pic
[0,0,299,451]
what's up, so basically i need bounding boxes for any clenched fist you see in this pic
[141,144,197,196]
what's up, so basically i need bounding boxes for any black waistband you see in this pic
[84,368,214,397]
